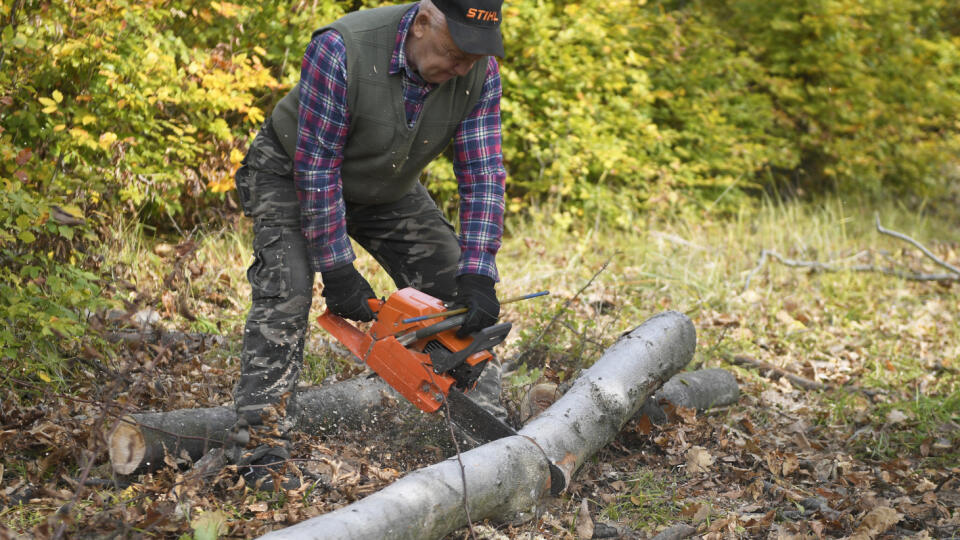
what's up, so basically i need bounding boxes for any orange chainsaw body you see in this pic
[317,288,495,413]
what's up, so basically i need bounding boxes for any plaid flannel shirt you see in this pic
[294,5,506,281]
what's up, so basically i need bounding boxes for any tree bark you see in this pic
[108,376,412,475]
[637,368,740,425]
[257,310,697,540]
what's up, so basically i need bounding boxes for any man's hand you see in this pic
[321,264,376,322]
[454,274,500,338]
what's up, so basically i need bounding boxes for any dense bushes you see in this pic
[2,0,959,375]
[493,0,960,216]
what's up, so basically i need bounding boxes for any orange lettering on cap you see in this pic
[466,8,498,21]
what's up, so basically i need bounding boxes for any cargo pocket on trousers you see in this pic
[247,228,291,301]
[234,165,254,218]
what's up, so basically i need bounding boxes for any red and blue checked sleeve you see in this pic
[453,56,507,282]
[294,30,355,273]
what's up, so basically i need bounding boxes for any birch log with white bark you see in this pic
[637,368,740,425]
[257,310,697,540]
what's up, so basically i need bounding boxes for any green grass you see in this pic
[493,195,959,464]
[92,194,959,465]
[600,469,682,529]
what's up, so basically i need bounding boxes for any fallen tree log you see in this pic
[109,366,738,476]
[257,310,697,540]
[637,368,740,425]
[108,376,409,475]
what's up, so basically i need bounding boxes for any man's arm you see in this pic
[296,31,376,321]
[452,56,507,282]
[295,30,355,273]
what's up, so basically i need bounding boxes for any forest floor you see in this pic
[1,196,958,539]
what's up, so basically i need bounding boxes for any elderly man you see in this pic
[229,0,508,489]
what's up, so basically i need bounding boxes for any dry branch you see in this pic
[743,219,959,291]
[727,355,827,392]
[257,311,697,540]
[875,215,960,276]
[728,354,886,399]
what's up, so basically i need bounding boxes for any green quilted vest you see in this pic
[270,3,486,204]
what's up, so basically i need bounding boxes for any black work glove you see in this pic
[321,263,376,322]
[454,274,500,338]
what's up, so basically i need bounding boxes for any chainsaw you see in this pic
[317,287,534,442]
[318,287,565,494]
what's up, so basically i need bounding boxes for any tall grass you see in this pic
[97,194,958,460]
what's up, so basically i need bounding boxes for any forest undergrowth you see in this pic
[1,195,958,539]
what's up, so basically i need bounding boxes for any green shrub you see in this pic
[0,178,108,383]
[710,0,960,196]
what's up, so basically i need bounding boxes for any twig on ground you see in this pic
[743,220,959,291]
[510,254,617,367]
[727,355,827,391]
[874,215,960,276]
[727,354,883,398]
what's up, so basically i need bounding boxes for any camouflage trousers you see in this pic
[228,121,504,464]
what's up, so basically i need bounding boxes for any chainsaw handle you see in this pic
[397,314,467,346]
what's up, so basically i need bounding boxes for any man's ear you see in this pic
[411,11,430,39]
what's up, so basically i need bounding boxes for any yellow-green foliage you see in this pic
[492,0,960,217]
[713,0,960,194]
[0,0,340,373]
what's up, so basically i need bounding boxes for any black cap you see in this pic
[433,0,505,58]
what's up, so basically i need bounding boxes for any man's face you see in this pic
[409,14,484,84]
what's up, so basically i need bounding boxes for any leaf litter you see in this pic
[1,236,958,539]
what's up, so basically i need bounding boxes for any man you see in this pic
[229,0,508,490]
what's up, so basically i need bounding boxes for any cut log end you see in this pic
[109,416,146,475]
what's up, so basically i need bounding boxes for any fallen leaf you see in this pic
[154,243,175,257]
[847,506,902,540]
[776,310,806,332]
[686,446,714,474]
[782,453,799,477]
[246,502,268,512]
[886,409,909,424]
[191,510,228,540]
[635,414,653,435]
[916,478,936,492]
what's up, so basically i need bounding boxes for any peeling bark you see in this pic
[257,311,697,540]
